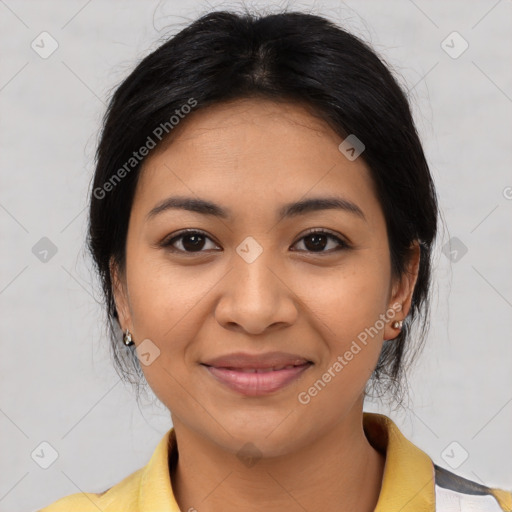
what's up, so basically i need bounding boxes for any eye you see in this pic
[160,228,349,255]
[161,229,220,253]
[291,229,349,254]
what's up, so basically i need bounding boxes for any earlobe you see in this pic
[383,241,421,340]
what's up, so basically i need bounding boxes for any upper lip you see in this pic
[201,351,313,370]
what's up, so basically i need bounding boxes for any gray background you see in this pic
[1,1,511,511]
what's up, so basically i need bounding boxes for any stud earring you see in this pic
[123,328,134,346]
[392,320,403,329]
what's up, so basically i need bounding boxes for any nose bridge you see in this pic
[232,234,281,303]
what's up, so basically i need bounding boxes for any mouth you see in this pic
[200,352,314,396]
[208,364,310,373]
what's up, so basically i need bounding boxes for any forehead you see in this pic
[132,98,380,222]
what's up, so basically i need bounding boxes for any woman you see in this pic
[39,9,512,512]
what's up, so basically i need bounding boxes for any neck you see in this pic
[170,406,385,512]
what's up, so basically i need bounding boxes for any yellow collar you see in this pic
[138,425,181,511]
[363,412,435,511]
[136,411,436,511]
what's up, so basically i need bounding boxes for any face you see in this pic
[112,98,419,457]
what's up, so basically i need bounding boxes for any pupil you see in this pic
[183,234,204,251]
[306,234,326,251]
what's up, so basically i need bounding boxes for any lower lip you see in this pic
[203,363,312,396]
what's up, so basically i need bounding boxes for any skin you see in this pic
[111,98,420,512]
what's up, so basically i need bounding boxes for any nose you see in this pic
[214,247,299,335]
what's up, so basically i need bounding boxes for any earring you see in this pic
[123,328,134,346]
[392,320,403,329]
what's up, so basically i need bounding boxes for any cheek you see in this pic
[123,250,225,399]
[292,271,388,418]
[294,257,390,388]
[126,247,208,335]
[296,257,391,340]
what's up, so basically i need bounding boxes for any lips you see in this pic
[201,352,313,396]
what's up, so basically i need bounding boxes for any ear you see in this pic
[110,256,131,331]
[383,241,421,341]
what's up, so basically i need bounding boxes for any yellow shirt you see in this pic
[38,412,512,511]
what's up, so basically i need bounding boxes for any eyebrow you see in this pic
[146,195,366,223]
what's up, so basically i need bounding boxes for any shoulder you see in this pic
[38,427,177,512]
[37,467,143,512]
[434,464,512,512]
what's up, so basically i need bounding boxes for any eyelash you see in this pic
[160,228,350,255]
